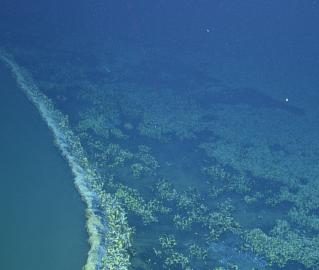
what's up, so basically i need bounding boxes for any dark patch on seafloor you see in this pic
[195,87,305,116]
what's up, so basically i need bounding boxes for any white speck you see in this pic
[285,98,289,102]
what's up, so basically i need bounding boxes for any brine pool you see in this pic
[0,63,88,270]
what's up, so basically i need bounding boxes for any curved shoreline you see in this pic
[0,51,132,270]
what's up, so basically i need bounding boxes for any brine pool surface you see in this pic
[0,63,88,270]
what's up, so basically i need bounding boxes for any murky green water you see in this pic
[0,63,88,270]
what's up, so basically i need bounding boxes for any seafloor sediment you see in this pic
[3,46,319,269]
